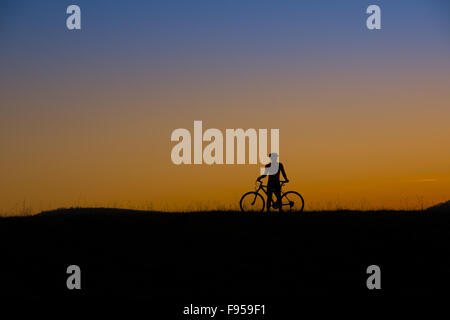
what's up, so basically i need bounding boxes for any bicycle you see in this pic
[239,180,304,213]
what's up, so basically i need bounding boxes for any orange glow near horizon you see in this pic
[1,67,449,215]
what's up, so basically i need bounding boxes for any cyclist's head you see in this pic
[269,153,279,162]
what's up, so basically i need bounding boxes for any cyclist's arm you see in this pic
[280,164,289,182]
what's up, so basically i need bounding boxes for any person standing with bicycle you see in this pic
[257,153,289,212]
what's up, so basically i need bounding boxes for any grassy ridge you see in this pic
[0,207,449,299]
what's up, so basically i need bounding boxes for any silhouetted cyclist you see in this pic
[257,153,289,212]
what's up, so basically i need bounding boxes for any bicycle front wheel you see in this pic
[240,192,265,212]
[281,191,304,213]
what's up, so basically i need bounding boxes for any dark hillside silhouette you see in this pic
[427,200,450,212]
[0,207,449,305]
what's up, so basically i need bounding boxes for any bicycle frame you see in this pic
[256,181,286,194]
[256,181,288,207]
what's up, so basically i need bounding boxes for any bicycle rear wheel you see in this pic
[240,192,265,212]
[281,191,304,213]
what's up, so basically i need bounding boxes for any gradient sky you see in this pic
[1,0,450,214]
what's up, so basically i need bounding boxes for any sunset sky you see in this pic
[1,0,449,214]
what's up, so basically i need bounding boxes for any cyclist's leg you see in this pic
[266,189,273,212]
[274,188,282,212]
